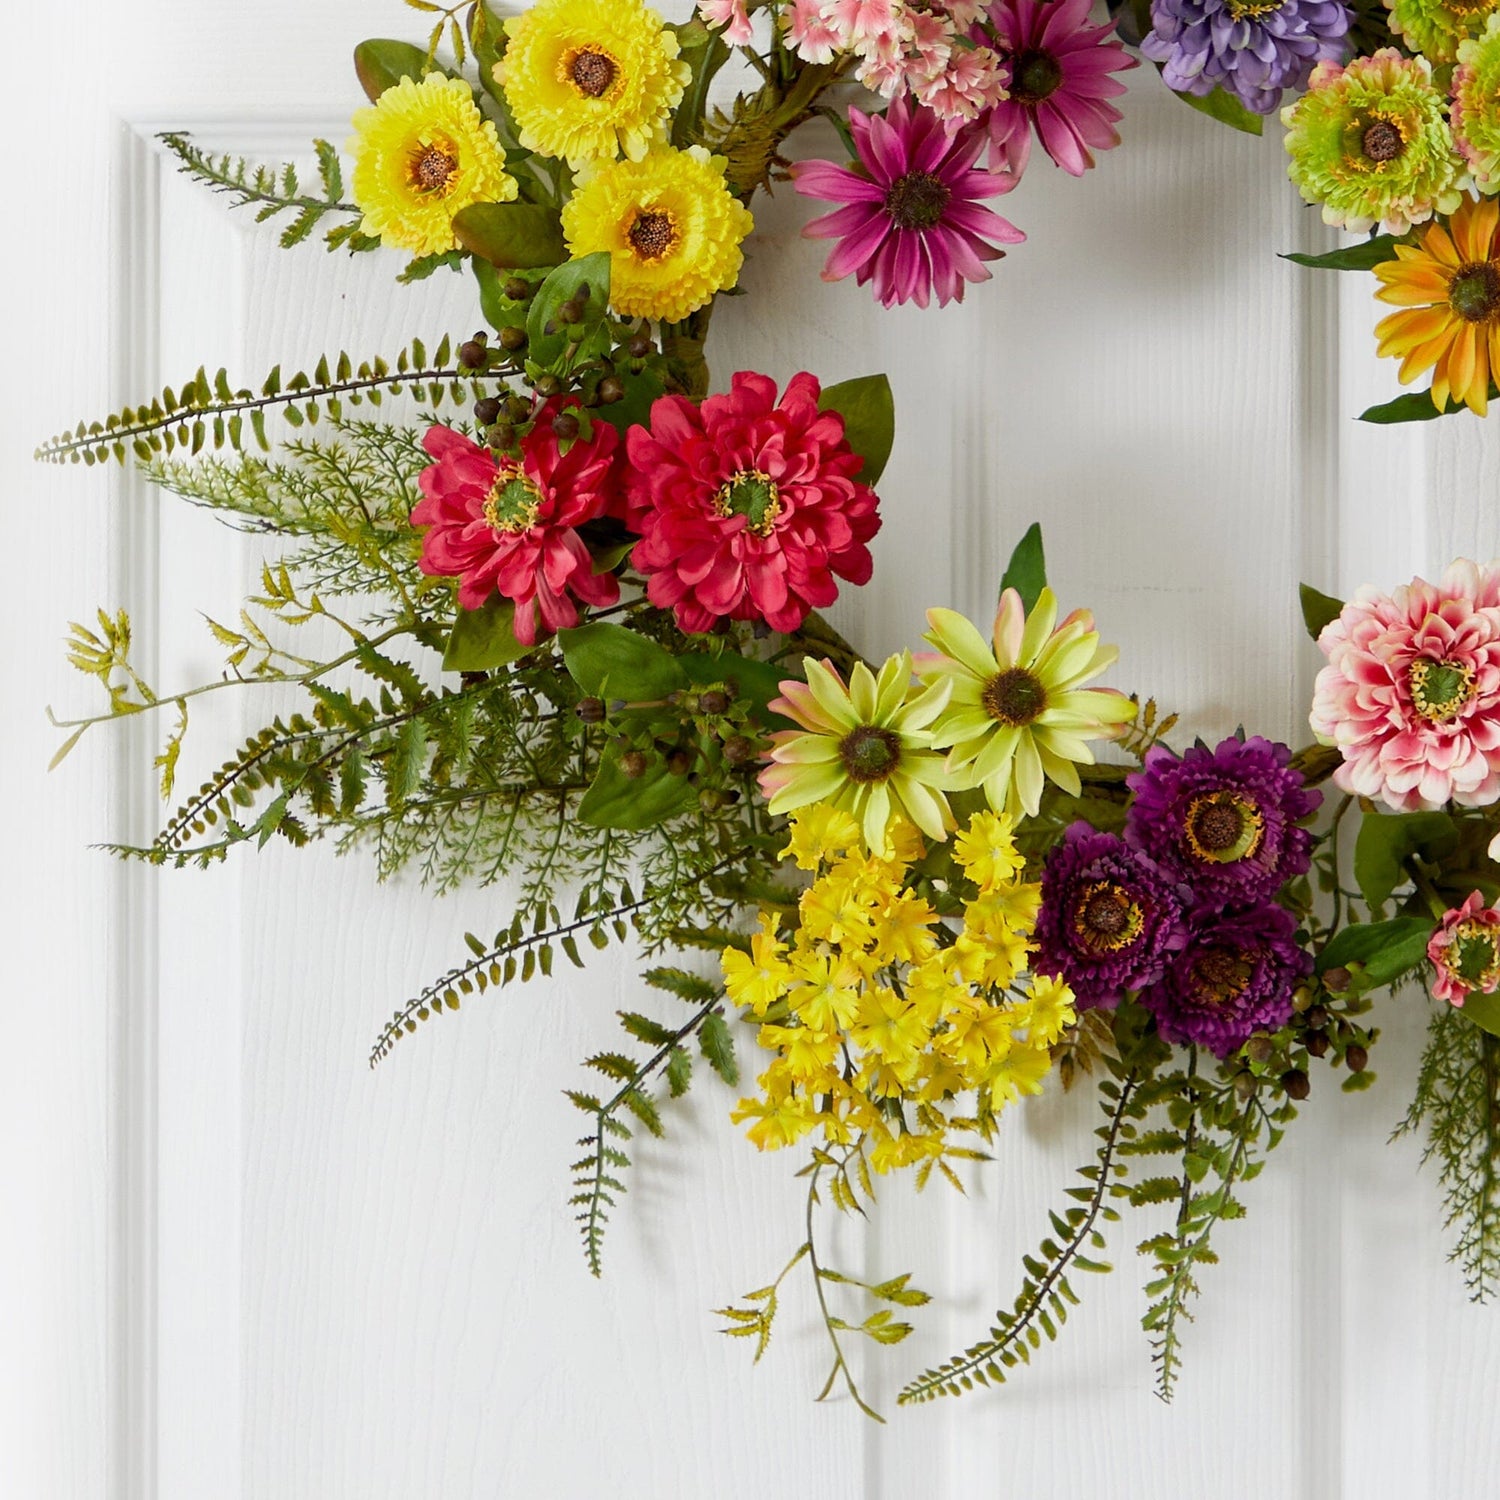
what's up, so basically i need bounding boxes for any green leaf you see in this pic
[452,202,566,269]
[1281,234,1400,271]
[1299,582,1344,642]
[999,522,1046,612]
[666,1046,693,1097]
[527,253,612,368]
[558,621,687,701]
[1457,990,1500,1039]
[353,39,435,102]
[699,1010,739,1085]
[442,596,531,672]
[1316,916,1435,987]
[577,748,696,830]
[1172,84,1264,135]
[818,374,895,486]
[1358,388,1490,424]
[1353,810,1459,911]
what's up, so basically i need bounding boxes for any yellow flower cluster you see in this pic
[722,805,1075,1173]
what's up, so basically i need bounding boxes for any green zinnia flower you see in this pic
[1387,0,1500,64]
[1281,49,1465,234]
[1454,16,1500,193]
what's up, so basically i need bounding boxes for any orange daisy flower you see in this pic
[1374,193,1500,416]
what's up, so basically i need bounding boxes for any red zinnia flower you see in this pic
[624,372,881,634]
[413,403,621,645]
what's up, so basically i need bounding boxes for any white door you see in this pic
[7,1,1500,1496]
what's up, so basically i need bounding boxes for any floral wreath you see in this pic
[37,0,1500,1416]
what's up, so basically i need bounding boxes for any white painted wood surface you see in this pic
[7,2,1500,1496]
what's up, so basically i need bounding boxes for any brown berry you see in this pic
[627,333,653,359]
[619,750,649,780]
[1307,1033,1330,1059]
[503,277,532,301]
[574,697,606,724]
[1245,1035,1275,1066]
[488,422,516,450]
[557,297,584,325]
[1322,967,1352,993]
[699,689,730,715]
[597,375,626,405]
[1306,1005,1329,1029]
[666,748,694,776]
[1281,1069,1311,1101]
[458,338,488,369]
[1345,1044,1369,1074]
[504,395,532,423]
[473,397,502,427]
[722,735,755,766]
[552,411,581,441]
[499,326,528,353]
[534,374,562,397]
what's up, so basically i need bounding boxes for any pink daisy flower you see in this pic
[1428,891,1500,1006]
[623,371,880,634]
[789,95,1024,309]
[412,403,621,646]
[1309,565,1500,812]
[981,0,1136,178]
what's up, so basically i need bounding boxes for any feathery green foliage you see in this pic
[1398,1004,1500,1300]
[156,132,372,252]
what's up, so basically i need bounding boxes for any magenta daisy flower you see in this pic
[981,0,1136,178]
[789,95,1024,309]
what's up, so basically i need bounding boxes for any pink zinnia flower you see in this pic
[1309,564,1500,812]
[699,0,754,45]
[981,0,1135,178]
[413,404,621,645]
[790,95,1024,309]
[623,371,880,634]
[1428,891,1500,1005]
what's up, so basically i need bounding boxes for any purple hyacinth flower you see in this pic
[1141,903,1312,1056]
[1034,825,1189,1010]
[1124,734,1322,911]
[1139,0,1352,116]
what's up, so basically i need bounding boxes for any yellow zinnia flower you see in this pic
[349,74,516,257]
[496,0,689,168]
[918,590,1133,820]
[561,147,754,322]
[1374,193,1500,415]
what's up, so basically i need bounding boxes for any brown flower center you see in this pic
[628,209,678,261]
[1449,261,1500,324]
[1072,881,1145,955]
[568,48,618,98]
[1191,947,1255,1005]
[838,725,902,784]
[1409,656,1477,723]
[1009,49,1063,105]
[411,145,459,195]
[883,171,951,231]
[1184,792,1265,865]
[483,464,541,535]
[982,667,1047,727]
[1360,119,1406,165]
[714,469,782,536]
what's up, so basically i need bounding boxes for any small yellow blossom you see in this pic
[953,810,1027,890]
[782,804,863,870]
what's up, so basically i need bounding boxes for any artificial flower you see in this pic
[1453,16,1500,194]
[1387,0,1500,65]
[1281,50,1465,235]
[561,146,754,322]
[952,809,1027,890]
[411,406,621,644]
[1140,0,1350,116]
[789,95,1024,310]
[1374,193,1500,416]
[495,0,689,167]
[982,0,1136,177]
[1141,903,1310,1055]
[1124,734,1322,908]
[348,74,515,257]
[916,589,1133,820]
[699,0,756,44]
[1032,825,1188,1009]
[1428,889,1500,1004]
[623,371,881,633]
[1309,562,1500,811]
[759,654,955,854]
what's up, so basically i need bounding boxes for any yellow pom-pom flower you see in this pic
[349,74,516,257]
[561,147,754,322]
[496,0,689,168]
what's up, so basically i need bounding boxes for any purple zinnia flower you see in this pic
[1124,734,1322,910]
[1034,824,1189,1010]
[1141,904,1311,1055]
[789,94,1025,310]
[1139,0,1352,116]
